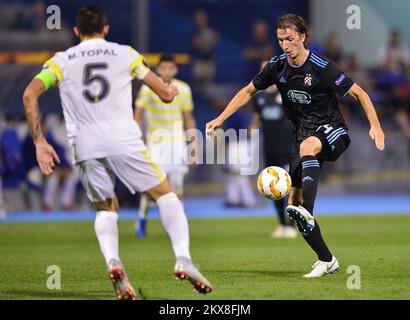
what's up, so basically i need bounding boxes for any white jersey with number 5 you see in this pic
[42,38,149,163]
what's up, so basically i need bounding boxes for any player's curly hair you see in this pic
[76,6,107,36]
[276,14,309,46]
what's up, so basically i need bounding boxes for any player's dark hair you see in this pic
[276,14,309,46]
[158,54,176,65]
[76,6,107,36]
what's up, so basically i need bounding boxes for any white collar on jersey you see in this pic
[79,38,107,45]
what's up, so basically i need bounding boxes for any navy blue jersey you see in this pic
[252,51,355,143]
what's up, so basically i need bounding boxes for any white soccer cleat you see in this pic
[303,256,339,278]
[271,225,286,238]
[107,259,137,300]
[174,257,213,294]
[286,205,315,233]
[283,226,298,238]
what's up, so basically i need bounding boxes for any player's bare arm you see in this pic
[206,82,257,138]
[348,83,385,151]
[22,79,60,176]
[143,70,178,103]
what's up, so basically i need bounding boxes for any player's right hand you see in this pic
[35,139,61,175]
[205,118,223,141]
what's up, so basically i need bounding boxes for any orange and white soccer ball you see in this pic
[257,166,292,200]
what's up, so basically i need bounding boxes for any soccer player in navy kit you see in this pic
[206,14,385,277]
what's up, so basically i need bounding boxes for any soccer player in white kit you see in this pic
[22,6,212,300]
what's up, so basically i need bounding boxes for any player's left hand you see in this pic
[205,118,223,141]
[369,126,385,151]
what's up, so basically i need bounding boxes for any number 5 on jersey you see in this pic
[82,63,110,103]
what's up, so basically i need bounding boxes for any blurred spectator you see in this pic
[0,114,26,189]
[243,19,275,79]
[394,83,410,141]
[375,55,407,90]
[29,0,48,32]
[307,31,325,56]
[324,32,344,66]
[344,54,371,90]
[223,109,256,208]
[378,29,410,74]
[342,54,374,122]
[6,0,47,32]
[41,114,80,211]
[190,9,219,95]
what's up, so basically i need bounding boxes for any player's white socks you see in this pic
[138,194,153,219]
[226,174,240,205]
[61,171,79,207]
[238,175,256,207]
[157,192,191,260]
[95,210,120,265]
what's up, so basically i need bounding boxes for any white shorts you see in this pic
[77,148,166,203]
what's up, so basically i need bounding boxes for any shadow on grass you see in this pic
[2,289,110,300]
[211,270,304,278]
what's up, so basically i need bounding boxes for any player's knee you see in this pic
[93,197,119,212]
[144,178,172,201]
[299,137,321,157]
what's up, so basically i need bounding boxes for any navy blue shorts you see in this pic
[290,125,351,189]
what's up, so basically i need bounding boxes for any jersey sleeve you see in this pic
[322,63,355,97]
[34,53,64,90]
[129,47,150,80]
[252,56,281,90]
[180,84,194,112]
[136,84,152,108]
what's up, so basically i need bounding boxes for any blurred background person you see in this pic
[223,107,256,208]
[249,60,297,238]
[190,9,219,96]
[243,19,275,80]
[134,54,197,238]
[41,114,79,211]
[324,32,344,67]
[0,114,28,211]
[378,29,410,74]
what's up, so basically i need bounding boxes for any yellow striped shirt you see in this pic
[136,79,194,144]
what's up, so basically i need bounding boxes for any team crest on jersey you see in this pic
[304,74,313,86]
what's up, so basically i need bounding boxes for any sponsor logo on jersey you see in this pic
[304,73,313,86]
[335,74,346,86]
[286,90,312,104]
[279,75,287,83]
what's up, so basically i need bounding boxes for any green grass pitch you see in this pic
[1,215,410,300]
